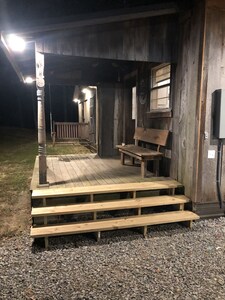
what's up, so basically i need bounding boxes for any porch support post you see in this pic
[35,48,47,185]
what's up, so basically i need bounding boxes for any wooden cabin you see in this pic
[1,0,225,247]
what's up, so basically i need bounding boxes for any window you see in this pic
[150,64,171,111]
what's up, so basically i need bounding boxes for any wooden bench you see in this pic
[117,127,169,178]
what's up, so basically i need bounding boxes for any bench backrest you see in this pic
[133,127,169,147]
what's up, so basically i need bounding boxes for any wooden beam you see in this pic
[193,1,207,203]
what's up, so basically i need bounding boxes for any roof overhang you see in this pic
[0,2,179,84]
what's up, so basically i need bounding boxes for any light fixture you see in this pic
[73,98,80,103]
[24,76,34,84]
[82,88,92,100]
[7,34,26,52]
[82,88,89,94]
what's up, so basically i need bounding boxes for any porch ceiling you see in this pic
[0,1,180,85]
[44,55,137,86]
[1,33,139,86]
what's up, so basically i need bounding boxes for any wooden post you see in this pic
[142,226,147,238]
[141,160,146,178]
[90,194,100,241]
[35,49,47,185]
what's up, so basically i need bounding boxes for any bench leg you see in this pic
[141,160,146,178]
[121,152,125,165]
[153,160,159,177]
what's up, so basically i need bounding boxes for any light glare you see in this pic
[24,76,34,84]
[7,34,26,52]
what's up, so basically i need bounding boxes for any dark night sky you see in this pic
[0,0,173,22]
[0,46,76,130]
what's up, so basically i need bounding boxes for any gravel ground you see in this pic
[0,218,225,300]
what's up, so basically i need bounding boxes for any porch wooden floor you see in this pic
[30,154,169,190]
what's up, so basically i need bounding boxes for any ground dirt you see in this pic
[0,191,31,237]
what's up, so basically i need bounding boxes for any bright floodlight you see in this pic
[24,76,34,84]
[73,98,79,103]
[7,34,26,52]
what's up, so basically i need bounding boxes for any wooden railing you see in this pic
[53,122,89,141]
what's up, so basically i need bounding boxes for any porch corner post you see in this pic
[35,47,47,185]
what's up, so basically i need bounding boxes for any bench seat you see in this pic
[117,145,163,158]
[117,128,169,178]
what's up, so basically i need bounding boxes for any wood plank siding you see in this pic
[170,1,206,202]
[37,16,178,63]
[196,0,225,205]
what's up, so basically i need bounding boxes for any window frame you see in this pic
[149,63,172,113]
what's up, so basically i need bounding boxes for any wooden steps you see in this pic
[31,195,189,217]
[32,180,182,199]
[31,211,199,238]
[30,179,200,249]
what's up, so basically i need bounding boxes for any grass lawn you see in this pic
[0,127,91,238]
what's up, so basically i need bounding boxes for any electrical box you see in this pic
[213,89,225,139]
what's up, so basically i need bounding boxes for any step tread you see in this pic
[30,210,199,238]
[31,195,189,217]
[32,180,182,199]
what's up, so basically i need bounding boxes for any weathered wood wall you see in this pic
[123,86,135,145]
[37,15,178,63]
[135,62,172,176]
[136,63,150,129]
[98,82,132,157]
[97,83,115,157]
[170,1,205,202]
[113,83,124,151]
[195,0,225,211]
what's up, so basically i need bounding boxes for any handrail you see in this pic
[53,122,89,140]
